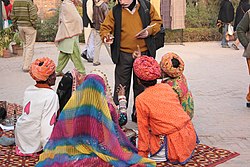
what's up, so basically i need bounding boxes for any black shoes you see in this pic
[93,62,101,66]
[232,43,239,50]
[81,52,93,63]
[81,52,88,60]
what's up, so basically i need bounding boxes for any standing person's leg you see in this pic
[69,40,86,74]
[19,27,37,71]
[93,30,102,66]
[131,71,145,122]
[56,51,70,74]
[84,26,92,44]
[113,52,133,108]
[23,27,37,71]
[82,28,94,62]
[104,43,111,57]
[18,27,26,70]
[232,33,240,50]
[221,24,229,48]
[131,51,149,122]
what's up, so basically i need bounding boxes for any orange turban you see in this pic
[133,56,161,81]
[29,57,56,81]
[160,52,184,78]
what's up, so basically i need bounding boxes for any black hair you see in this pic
[171,58,180,68]
[0,107,7,120]
[36,62,46,84]
[36,80,47,84]
[2,0,10,6]
[138,78,157,88]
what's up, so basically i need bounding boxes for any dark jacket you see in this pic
[218,0,234,24]
[82,0,93,28]
[111,0,156,64]
[234,0,250,31]
[57,72,73,112]
[92,1,109,30]
[236,10,250,49]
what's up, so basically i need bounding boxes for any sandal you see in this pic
[232,43,239,50]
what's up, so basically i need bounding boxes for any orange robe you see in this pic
[136,83,197,164]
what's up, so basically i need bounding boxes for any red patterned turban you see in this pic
[29,57,56,81]
[133,56,161,81]
[160,52,185,78]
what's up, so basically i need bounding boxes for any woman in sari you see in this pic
[36,71,155,167]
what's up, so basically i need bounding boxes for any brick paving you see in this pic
[1,41,250,166]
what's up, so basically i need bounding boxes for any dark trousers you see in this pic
[113,51,149,122]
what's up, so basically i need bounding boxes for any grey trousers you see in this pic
[113,51,149,121]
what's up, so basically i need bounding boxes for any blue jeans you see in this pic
[221,24,228,46]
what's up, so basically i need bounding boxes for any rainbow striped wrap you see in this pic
[36,74,156,167]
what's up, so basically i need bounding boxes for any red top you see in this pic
[5,4,12,20]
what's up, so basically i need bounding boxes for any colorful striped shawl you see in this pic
[36,74,156,167]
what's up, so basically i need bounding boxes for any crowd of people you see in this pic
[217,0,250,106]
[2,0,250,166]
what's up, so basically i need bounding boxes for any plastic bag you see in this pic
[3,20,9,29]
[228,24,234,36]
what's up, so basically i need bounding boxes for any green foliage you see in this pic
[36,10,85,42]
[166,28,221,43]
[36,12,59,42]
[36,0,238,43]
[185,3,219,28]
[185,0,240,28]
[13,32,23,46]
[0,26,15,49]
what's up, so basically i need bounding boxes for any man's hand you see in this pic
[132,45,141,59]
[135,30,149,39]
[104,34,114,44]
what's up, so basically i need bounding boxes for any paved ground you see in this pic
[1,41,250,166]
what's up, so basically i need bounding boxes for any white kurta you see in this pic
[15,85,59,154]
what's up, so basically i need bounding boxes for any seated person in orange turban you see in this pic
[160,52,194,119]
[15,57,59,157]
[133,56,198,164]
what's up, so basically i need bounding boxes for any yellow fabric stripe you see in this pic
[39,145,155,166]
[63,88,111,119]
[76,145,117,162]
[39,145,85,161]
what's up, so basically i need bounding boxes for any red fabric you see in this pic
[160,52,185,78]
[133,56,161,81]
[136,83,196,163]
[4,4,12,20]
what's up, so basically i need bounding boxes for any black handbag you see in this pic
[154,25,165,50]
[139,0,165,50]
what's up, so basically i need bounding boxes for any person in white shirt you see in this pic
[15,57,59,157]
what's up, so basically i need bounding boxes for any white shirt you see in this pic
[15,85,59,154]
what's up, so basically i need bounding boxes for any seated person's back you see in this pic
[15,57,59,156]
[133,56,198,164]
[160,52,194,119]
